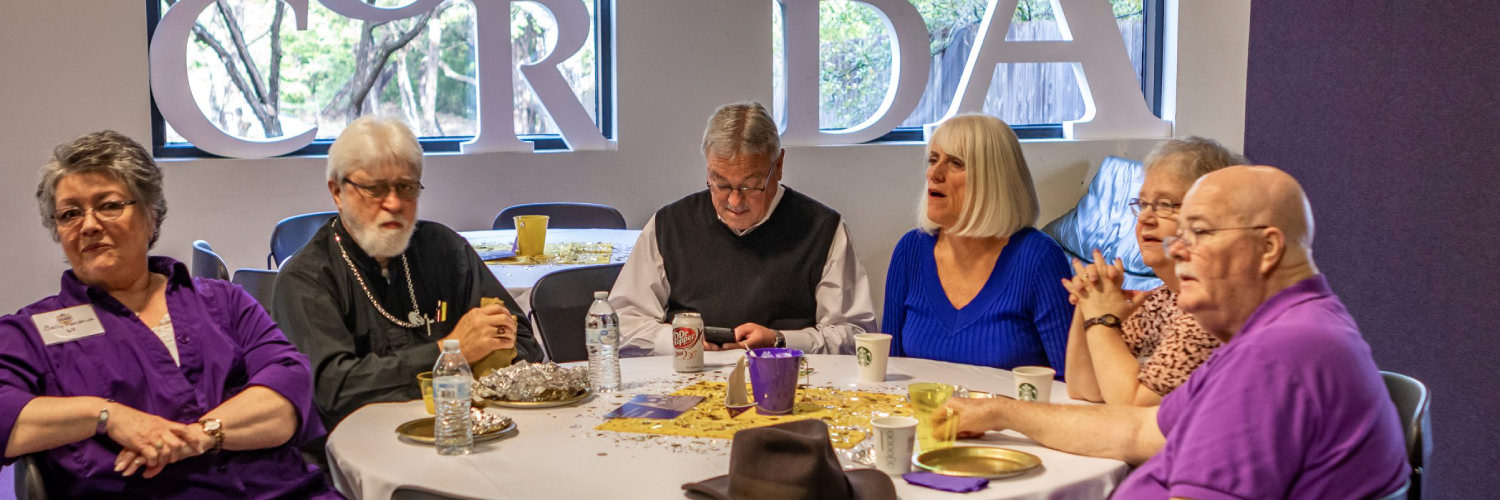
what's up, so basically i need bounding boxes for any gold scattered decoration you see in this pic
[594,381,911,449]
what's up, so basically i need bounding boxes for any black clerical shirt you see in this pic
[273,218,540,427]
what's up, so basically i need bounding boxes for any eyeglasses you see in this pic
[707,164,778,197]
[1162,225,1269,252]
[1128,198,1182,218]
[342,178,424,200]
[52,200,137,228]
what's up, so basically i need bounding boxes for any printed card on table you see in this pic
[603,395,705,419]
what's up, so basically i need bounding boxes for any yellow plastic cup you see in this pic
[514,215,549,257]
[417,371,435,415]
[908,382,955,453]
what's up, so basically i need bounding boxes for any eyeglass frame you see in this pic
[706,163,780,198]
[1127,197,1183,219]
[341,178,425,200]
[52,200,139,228]
[1162,225,1270,253]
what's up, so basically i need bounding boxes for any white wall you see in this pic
[0,0,1250,315]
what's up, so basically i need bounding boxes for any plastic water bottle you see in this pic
[586,291,621,392]
[432,339,473,456]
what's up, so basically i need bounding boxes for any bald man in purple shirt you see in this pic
[944,166,1409,499]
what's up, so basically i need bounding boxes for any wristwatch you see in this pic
[199,418,224,452]
[773,331,786,348]
[95,399,114,435]
[1084,314,1123,330]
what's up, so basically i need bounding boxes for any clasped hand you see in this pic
[1061,249,1142,320]
[446,304,519,363]
[105,403,215,479]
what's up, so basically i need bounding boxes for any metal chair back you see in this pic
[232,269,279,316]
[528,264,625,362]
[493,203,626,230]
[1382,371,1431,500]
[191,240,230,280]
[269,211,336,267]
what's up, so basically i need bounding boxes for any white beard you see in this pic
[344,212,415,260]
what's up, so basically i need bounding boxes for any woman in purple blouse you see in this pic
[0,131,336,498]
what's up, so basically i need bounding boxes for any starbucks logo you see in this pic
[1018,383,1038,401]
[856,346,873,367]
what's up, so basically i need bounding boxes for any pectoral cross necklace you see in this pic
[333,221,431,333]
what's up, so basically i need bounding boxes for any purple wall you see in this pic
[1244,1,1500,498]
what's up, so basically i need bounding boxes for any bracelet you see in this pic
[95,399,114,435]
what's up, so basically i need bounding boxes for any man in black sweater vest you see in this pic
[610,102,877,357]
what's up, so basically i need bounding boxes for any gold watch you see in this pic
[199,418,224,452]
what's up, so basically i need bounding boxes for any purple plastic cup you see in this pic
[748,348,804,415]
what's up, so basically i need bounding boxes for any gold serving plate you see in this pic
[396,417,516,445]
[914,446,1042,478]
[962,390,1012,400]
[487,389,593,409]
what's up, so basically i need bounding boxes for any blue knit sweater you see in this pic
[882,228,1073,376]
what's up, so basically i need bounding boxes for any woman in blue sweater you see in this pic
[883,114,1072,375]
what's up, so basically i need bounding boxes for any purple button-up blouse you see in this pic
[0,257,336,498]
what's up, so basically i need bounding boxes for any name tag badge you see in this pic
[32,304,107,345]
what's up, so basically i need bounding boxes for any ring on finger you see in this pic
[154,441,165,450]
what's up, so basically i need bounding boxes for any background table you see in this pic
[327,352,1128,500]
[460,228,640,313]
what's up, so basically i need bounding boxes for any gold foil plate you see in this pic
[487,389,593,409]
[396,417,516,445]
[914,446,1041,478]
[962,390,1013,400]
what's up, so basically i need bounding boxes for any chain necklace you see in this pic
[331,219,428,329]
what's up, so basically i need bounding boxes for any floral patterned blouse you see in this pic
[1120,287,1221,396]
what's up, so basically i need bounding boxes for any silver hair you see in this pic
[1142,136,1248,181]
[701,102,781,161]
[917,114,1039,238]
[326,116,424,182]
[36,130,167,247]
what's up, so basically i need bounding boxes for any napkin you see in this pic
[902,471,990,493]
[725,355,754,417]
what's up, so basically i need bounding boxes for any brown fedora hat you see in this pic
[682,419,896,500]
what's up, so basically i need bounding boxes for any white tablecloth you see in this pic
[326,352,1128,500]
[460,228,641,313]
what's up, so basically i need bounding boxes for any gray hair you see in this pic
[1142,136,1249,181]
[36,130,167,247]
[701,102,781,161]
[326,116,424,182]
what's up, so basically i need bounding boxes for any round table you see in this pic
[326,352,1128,499]
[460,228,640,316]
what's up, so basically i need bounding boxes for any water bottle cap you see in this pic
[442,339,460,351]
[594,291,608,299]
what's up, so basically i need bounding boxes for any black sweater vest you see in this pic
[656,188,841,331]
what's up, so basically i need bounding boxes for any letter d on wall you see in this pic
[150,0,316,159]
[780,0,930,146]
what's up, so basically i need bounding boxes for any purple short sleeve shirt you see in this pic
[1113,275,1409,499]
[0,257,336,498]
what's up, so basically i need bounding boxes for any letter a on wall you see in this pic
[945,0,1171,139]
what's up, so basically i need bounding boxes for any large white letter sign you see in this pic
[945,0,1170,139]
[318,0,444,23]
[465,0,608,153]
[780,0,930,146]
[150,0,316,159]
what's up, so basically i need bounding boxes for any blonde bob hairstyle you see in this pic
[917,114,1039,238]
[325,116,424,182]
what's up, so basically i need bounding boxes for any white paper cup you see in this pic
[871,416,918,475]
[1012,366,1056,403]
[854,333,892,383]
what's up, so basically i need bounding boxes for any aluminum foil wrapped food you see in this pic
[473,360,590,402]
[471,407,513,434]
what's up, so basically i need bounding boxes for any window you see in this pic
[148,0,611,157]
[773,0,1160,141]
